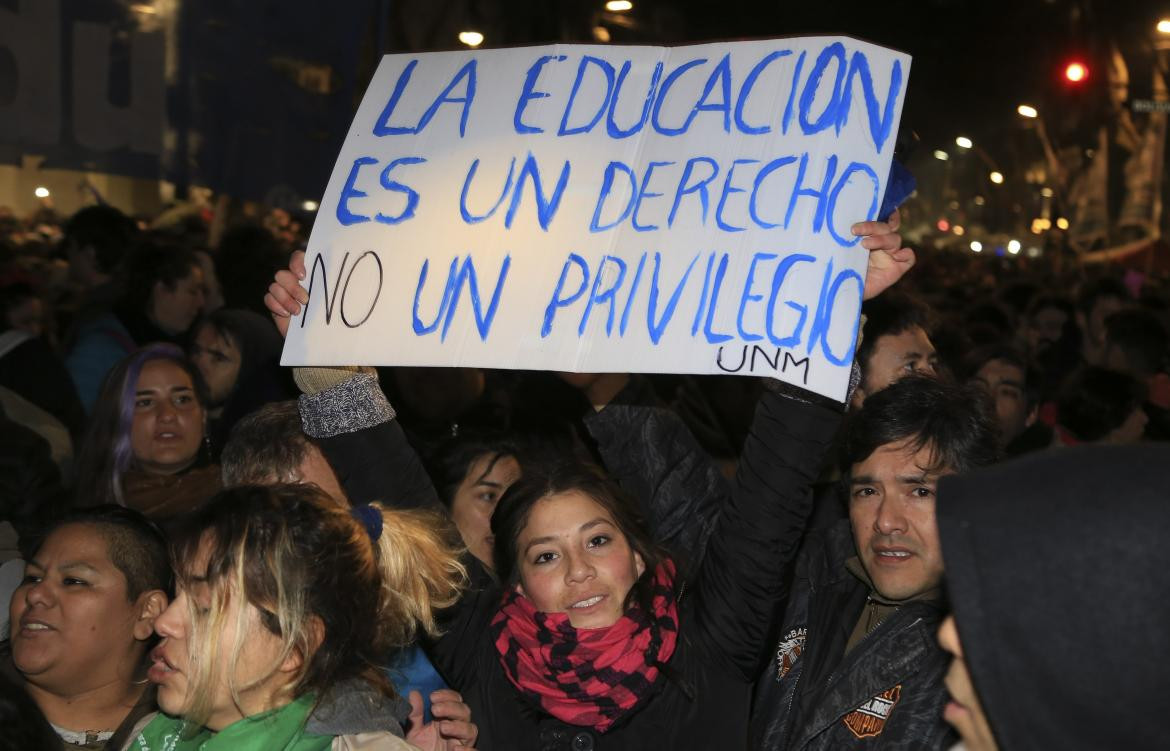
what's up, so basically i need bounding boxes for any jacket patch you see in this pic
[842,685,902,739]
[775,627,806,681]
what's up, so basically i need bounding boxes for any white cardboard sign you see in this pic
[281,38,910,402]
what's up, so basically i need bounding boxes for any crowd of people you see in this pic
[0,194,1166,751]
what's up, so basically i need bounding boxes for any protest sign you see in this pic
[281,38,911,401]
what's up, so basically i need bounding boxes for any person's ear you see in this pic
[134,590,170,641]
[1025,404,1039,428]
[850,386,867,411]
[281,615,324,674]
[634,551,645,579]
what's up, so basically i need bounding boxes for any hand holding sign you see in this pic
[283,38,912,402]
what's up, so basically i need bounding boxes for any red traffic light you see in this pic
[1065,61,1088,83]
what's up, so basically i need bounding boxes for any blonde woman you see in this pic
[130,483,475,750]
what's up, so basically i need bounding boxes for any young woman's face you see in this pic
[10,524,159,696]
[450,453,520,569]
[150,540,293,731]
[130,360,205,475]
[515,491,644,630]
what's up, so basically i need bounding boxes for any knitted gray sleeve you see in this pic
[297,372,396,439]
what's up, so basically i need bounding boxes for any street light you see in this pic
[34,186,50,198]
[1064,61,1089,83]
[458,30,484,47]
[1017,104,1039,119]
[970,241,983,253]
[933,150,949,161]
[955,136,973,149]
[1157,19,1170,34]
[989,171,1005,184]
[606,0,633,11]
[1007,239,1021,254]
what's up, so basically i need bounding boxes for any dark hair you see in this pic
[221,401,315,486]
[1025,294,1074,324]
[63,205,139,274]
[492,460,667,612]
[1076,278,1129,316]
[215,224,288,315]
[121,234,201,315]
[33,505,172,599]
[74,344,209,506]
[842,374,1000,477]
[425,430,522,509]
[1057,367,1145,442]
[1104,309,1168,377]
[857,293,932,378]
[0,283,38,332]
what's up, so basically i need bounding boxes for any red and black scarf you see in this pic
[490,561,680,733]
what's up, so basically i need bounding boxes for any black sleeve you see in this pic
[583,375,729,565]
[687,389,841,681]
[298,372,439,510]
[422,553,500,691]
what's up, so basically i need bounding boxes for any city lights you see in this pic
[973,196,985,206]
[1040,187,1054,198]
[970,241,983,253]
[933,150,949,161]
[1056,217,1070,230]
[34,186,50,198]
[592,26,611,42]
[301,200,319,212]
[952,225,966,236]
[606,0,633,11]
[1157,19,1170,34]
[1007,239,1021,254]
[937,219,950,232]
[458,30,484,47]
[1064,61,1088,83]
[955,136,973,149]
[1017,104,1038,119]
[989,171,1005,184]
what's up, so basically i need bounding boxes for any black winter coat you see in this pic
[426,389,840,751]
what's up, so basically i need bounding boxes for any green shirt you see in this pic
[129,694,332,751]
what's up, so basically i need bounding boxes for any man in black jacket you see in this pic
[750,375,999,751]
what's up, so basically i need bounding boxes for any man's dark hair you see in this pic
[1104,309,1167,377]
[857,293,932,377]
[38,506,172,599]
[63,204,139,274]
[221,400,316,486]
[1057,367,1145,442]
[842,374,1000,478]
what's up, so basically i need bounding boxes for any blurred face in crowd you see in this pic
[10,524,164,698]
[451,453,521,569]
[1079,295,1125,364]
[131,360,205,475]
[855,326,938,406]
[1025,305,1067,353]
[150,265,205,336]
[938,615,999,751]
[849,441,951,602]
[971,358,1033,446]
[516,491,645,629]
[6,296,44,338]
[151,537,294,731]
[190,325,242,408]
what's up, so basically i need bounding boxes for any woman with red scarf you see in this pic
[422,386,841,750]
